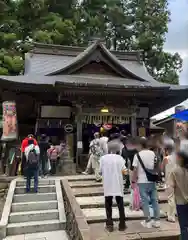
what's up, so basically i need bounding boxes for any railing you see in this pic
[61,179,91,240]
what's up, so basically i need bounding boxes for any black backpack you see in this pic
[28,149,38,168]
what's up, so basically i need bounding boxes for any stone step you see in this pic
[69,181,102,188]
[7,219,65,236]
[73,187,165,197]
[16,179,55,186]
[9,209,59,223]
[11,200,58,212]
[13,193,57,203]
[3,230,69,240]
[15,185,56,194]
[66,175,95,182]
[69,180,166,190]
[72,187,104,197]
[76,192,167,209]
[83,206,166,223]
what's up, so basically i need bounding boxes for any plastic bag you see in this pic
[132,184,141,211]
[47,158,51,172]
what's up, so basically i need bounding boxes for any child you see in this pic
[162,144,176,222]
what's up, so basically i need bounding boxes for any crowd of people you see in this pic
[14,134,65,193]
[83,131,188,239]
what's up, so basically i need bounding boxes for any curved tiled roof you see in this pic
[24,40,161,85]
[46,40,158,83]
[0,74,166,88]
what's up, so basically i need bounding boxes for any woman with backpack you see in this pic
[25,139,40,193]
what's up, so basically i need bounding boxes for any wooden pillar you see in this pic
[131,114,137,137]
[76,105,83,170]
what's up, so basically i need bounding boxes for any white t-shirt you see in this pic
[132,149,156,183]
[100,154,126,197]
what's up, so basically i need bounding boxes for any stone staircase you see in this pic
[66,175,180,240]
[0,178,67,240]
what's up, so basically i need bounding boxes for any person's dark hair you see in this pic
[177,151,188,169]
[164,144,174,155]
[41,134,46,140]
[111,133,120,140]
[28,134,34,138]
[129,137,138,145]
[121,136,127,145]
[28,139,34,145]
[139,137,148,149]
[120,130,126,136]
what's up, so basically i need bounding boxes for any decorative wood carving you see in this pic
[73,61,120,76]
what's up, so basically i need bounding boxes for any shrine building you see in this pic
[0,39,188,168]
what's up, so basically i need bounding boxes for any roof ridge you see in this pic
[31,42,140,61]
[46,41,147,80]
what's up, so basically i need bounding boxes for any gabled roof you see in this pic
[46,40,149,81]
[25,40,160,85]
[150,122,164,130]
[153,116,175,126]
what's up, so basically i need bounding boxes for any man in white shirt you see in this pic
[132,137,160,229]
[100,142,127,232]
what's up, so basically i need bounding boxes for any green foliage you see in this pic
[33,14,76,45]
[75,0,182,84]
[46,0,77,19]
[0,49,24,75]
[0,0,183,84]
[16,0,47,39]
[0,1,24,75]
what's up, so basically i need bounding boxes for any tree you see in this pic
[16,0,47,40]
[46,0,77,19]
[75,0,133,48]
[33,13,77,45]
[150,51,182,84]
[0,0,24,75]
[126,0,182,84]
[76,0,182,84]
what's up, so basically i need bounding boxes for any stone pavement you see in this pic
[66,174,180,240]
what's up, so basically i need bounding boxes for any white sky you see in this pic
[152,0,188,120]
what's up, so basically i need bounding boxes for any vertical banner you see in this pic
[1,101,18,141]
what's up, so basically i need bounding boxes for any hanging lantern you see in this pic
[101,107,109,113]
[1,101,18,141]
[100,127,105,133]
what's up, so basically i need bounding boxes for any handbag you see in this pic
[137,153,159,182]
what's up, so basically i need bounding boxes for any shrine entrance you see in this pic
[81,113,132,154]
